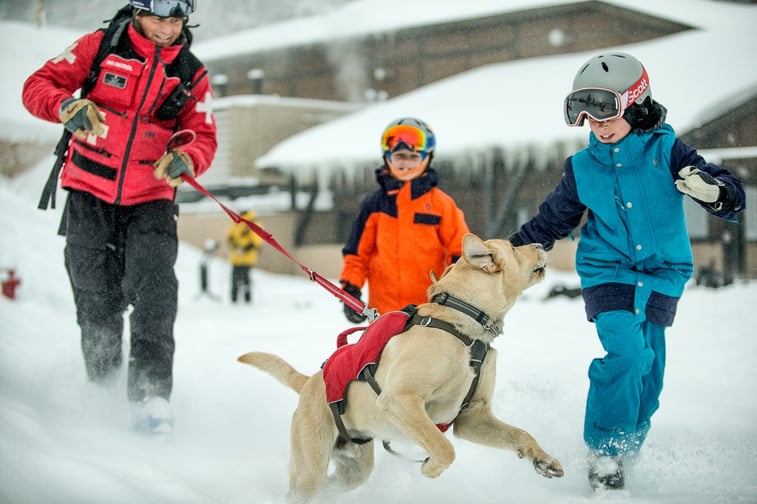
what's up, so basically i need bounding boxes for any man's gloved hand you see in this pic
[341,282,367,323]
[59,98,105,140]
[675,166,723,203]
[153,149,195,187]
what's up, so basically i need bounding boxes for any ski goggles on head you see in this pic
[381,125,433,157]
[132,0,195,17]
[564,67,650,126]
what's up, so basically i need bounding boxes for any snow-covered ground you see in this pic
[1,161,755,504]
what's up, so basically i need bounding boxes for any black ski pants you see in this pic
[61,190,178,402]
[230,265,252,303]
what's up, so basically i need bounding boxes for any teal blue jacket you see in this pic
[513,124,744,326]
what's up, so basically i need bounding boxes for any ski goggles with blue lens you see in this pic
[132,0,195,17]
[564,67,649,126]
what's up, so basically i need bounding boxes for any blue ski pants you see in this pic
[584,309,666,457]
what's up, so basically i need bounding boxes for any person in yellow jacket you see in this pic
[339,117,470,321]
[226,210,263,303]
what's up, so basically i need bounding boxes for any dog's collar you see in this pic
[431,292,502,337]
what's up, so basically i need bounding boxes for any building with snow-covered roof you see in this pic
[195,0,691,102]
[186,0,757,278]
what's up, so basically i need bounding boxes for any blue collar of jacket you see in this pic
[375,166,439,199]
[587,123,675,165]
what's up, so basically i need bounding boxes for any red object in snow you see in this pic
[2,269,21,300]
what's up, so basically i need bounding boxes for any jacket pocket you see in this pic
[88,54,144,109]
[71,150,116,181]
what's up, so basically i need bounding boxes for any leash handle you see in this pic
[181,174,377,320]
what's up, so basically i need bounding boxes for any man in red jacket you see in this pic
[340,118,469,321]
[22,0,217,435]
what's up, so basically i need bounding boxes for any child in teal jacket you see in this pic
[509,52,745,491]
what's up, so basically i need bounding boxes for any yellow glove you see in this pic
[59,98,105,140]
[153,149,195,187]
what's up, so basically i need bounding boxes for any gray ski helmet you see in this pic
[572,52,651,101]
[380,117,436,158]
[130,0,195,17]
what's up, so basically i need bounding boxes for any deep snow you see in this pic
[1,161,756,504]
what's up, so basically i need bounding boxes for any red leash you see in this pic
[181,173,379,322]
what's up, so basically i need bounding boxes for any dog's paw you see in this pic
[421,457,450,479]
[533,457,564,478]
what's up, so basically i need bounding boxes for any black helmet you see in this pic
[130,0,195,17]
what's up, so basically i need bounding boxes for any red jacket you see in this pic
[22,23,217,206]
[340,167,469,315]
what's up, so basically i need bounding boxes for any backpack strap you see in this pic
[37,130,72,210]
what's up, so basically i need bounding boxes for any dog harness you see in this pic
[322,294,495,447]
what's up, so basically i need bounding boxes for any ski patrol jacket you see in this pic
[340,166,470,315]
[227,212,263,267]
[22,22,217,206]
[512,124,744,326]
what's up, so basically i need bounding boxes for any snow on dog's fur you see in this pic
[239,233,563,503]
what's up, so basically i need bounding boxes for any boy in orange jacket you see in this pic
[339,118,469,321]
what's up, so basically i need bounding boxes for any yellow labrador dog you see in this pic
[239,233,563,502]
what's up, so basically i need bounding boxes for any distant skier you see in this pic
[226,210,263,304]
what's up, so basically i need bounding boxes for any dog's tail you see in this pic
[237,352,308,394]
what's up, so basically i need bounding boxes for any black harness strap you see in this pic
[431,292,502,337]
[329,403,372,446]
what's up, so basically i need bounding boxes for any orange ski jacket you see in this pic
[340,167,469,315]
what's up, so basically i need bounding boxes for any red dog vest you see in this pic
[322,310,411,411]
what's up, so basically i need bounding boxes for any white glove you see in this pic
[675,166,723,203]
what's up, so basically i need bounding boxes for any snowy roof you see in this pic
[193,0,579,62]
[193,0,745,63]
[245,0,757,171]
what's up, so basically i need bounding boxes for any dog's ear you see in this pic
[462,234,498,272]
[431,263,454,283]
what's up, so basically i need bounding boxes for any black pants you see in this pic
[61,190,178,402]
[231,265,252,303]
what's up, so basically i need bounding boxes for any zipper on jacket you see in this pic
[114,45,162,205]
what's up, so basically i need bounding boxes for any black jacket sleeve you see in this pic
[510,157,586,250]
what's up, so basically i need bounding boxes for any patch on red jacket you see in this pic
[322,311,411,409]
